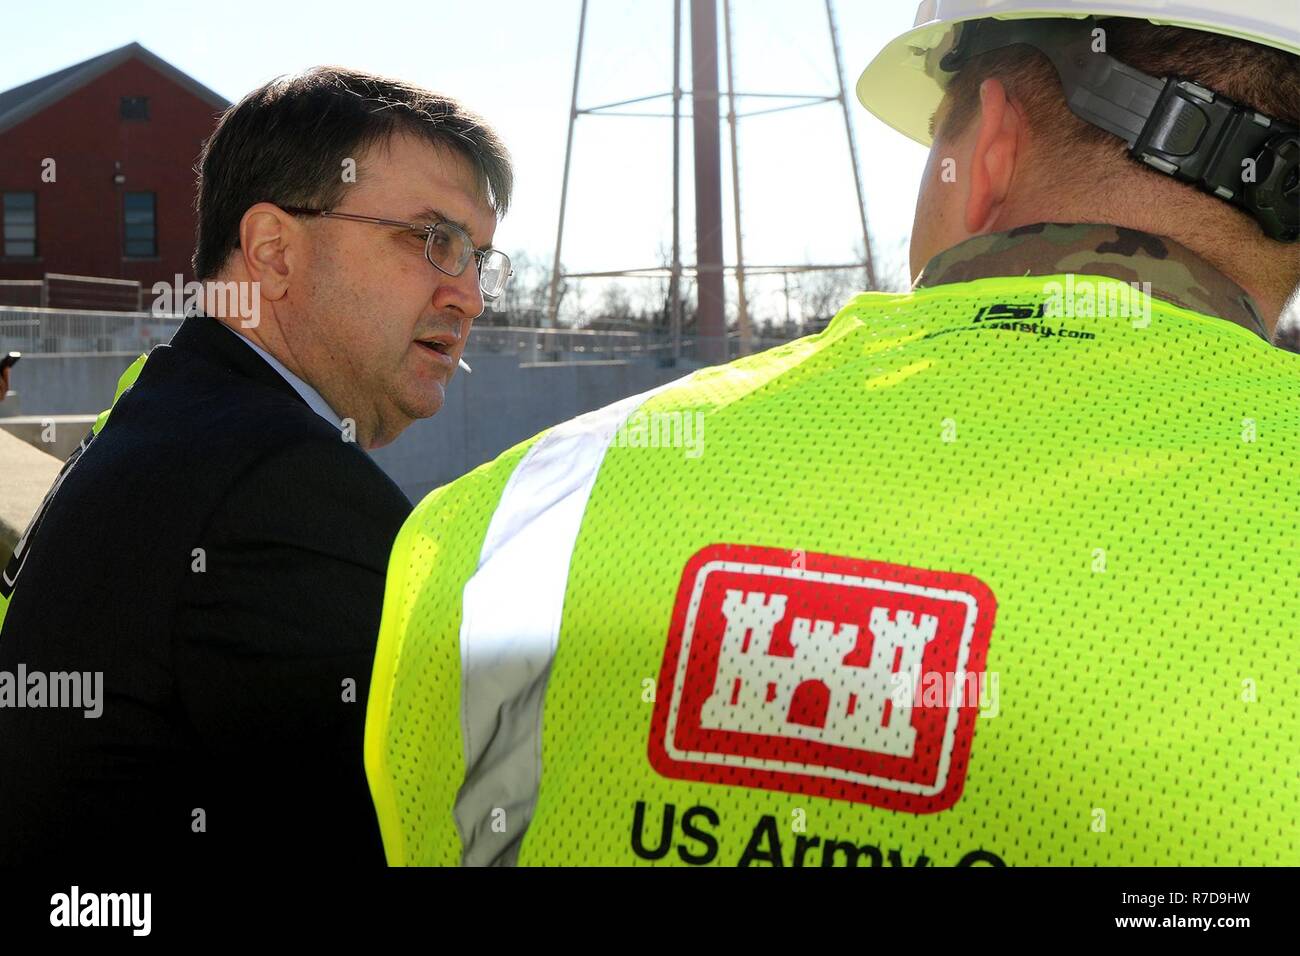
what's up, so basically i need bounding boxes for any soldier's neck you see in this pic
[915,222,1272,342]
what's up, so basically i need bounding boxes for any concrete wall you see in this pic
[0,415,95,462]
[0,429,60,568]
[5,351,138,416]
[370,355,697,503]
[7,350,700,504]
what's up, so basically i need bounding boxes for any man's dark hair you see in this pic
[192,67,512,280]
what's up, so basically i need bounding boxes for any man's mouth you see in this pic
[414,335,461,374]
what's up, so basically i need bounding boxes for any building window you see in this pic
[2,192,36,257]
[123,192,157,257]
[120,96,149,120]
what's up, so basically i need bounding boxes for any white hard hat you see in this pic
[857,0,1300,146]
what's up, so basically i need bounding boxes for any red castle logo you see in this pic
[649,544,997,812]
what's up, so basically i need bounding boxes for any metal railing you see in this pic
[0,308,184,354]
[469,326,670,358]
[0,307,809,362]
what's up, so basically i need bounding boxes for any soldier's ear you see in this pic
[964,78,1021,235]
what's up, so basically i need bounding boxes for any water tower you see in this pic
[547,0,877,363]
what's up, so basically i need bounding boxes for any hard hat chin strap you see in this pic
[939,17,1299,243]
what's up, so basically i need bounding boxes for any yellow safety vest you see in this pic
[367,276,1300,865]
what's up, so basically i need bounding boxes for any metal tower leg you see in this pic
[826,0,876,291]
[547,0,590,333]
[722,0,750,356]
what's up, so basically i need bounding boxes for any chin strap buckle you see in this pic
[1133,78,1298,242]
[942,17,1299,243]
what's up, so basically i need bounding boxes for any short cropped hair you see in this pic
[937,18,1300,219]
[192,67,512,280]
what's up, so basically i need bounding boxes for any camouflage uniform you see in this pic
[913,221,1273,343]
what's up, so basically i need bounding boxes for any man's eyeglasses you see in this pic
[280,206,512,300]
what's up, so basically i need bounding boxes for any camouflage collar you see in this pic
[914,222,1269,340]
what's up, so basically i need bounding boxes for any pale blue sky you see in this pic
[1,0,929,322]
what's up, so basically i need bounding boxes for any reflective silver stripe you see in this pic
[455,374,693,866]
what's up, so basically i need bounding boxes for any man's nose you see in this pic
[433,263,485,320]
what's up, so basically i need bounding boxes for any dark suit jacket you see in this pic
[0,314,411,866]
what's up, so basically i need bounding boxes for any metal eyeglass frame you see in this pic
[279,205,513,299]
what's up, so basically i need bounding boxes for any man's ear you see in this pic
[237,203,298,301]
[964,78,1022,234]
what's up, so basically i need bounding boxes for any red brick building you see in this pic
[0,43,228,305]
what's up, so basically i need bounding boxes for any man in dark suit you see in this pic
[0,66,512,865]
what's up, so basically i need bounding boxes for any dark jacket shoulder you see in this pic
[0,315,410,866]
